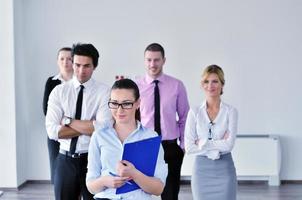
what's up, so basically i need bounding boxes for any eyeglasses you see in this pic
[208,121,215,140]
[108,101,135,109]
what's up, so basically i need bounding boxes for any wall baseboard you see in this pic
[180,179,302,185]
[0,180,51,191]
[1,179,302,190]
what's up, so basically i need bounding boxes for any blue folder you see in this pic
[116,136,161,194]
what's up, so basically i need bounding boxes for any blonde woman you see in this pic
[185,65,238,200]
[42,47,73,184]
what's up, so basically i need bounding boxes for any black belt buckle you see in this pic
[71,153,80,158]
[59,149,87,158]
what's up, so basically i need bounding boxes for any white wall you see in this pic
[14,0,31,185]
[1,0,302,187]
[0,0,18,188]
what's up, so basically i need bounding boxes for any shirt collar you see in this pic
[201,100,207,108]
[136,121,145,131]
[126,121,146,138]
[109,121,146,138]
[145,73,165,84]
[200,100,224,109]
[72,76,94,89]
[116,121,145,131]
[52,73,65,82]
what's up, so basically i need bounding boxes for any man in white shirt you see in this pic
[45,43,111,200]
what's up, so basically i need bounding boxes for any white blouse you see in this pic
[184,100,238,160]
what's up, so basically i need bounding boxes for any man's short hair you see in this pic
[144,43,165,58]
[72,43,99,68]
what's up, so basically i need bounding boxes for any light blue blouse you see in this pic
[86,121,167,199]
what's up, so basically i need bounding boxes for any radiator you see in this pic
[181,134,281,186]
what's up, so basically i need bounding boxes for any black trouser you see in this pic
[47,137,60,184]
[54,153,94,200]
[161,141,184,200]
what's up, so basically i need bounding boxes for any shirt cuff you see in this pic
[53,125,62,140]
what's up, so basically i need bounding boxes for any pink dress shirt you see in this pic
[136,73,190,149]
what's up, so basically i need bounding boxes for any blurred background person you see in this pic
[136,43,189,200]
[42,47,73,184]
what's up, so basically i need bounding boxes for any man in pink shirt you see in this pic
[136,43,190,200]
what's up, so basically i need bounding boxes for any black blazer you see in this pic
[43,76,61,115]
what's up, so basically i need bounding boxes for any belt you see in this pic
[59,149,88,158]
[161,139,177,145]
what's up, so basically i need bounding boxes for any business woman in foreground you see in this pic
[86,79,167,200]
[185,65,238,200]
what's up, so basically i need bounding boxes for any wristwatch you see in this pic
[63,117,72,126]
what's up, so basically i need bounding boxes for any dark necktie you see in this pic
[69,85,84,154]
[154,80,161,135]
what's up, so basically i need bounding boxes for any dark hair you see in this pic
[71,43,99,68]
[111,78,141,121]
[144,43,165,58]
[57,47,71,57]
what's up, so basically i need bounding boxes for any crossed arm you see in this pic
[58,119,94,139]
[45,87,95,140]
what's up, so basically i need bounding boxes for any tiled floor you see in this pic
[1,182,302,200]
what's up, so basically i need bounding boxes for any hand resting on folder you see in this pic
[109,171,133,185]
[116,159,163,195]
